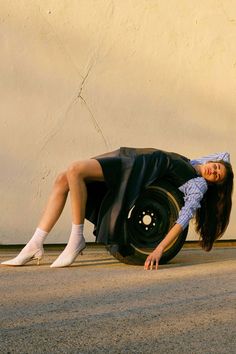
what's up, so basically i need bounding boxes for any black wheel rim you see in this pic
[126,186,180,252]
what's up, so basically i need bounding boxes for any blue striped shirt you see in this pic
[176,152,230,229]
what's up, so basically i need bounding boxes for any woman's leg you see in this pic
[51,159,104,268]
[38,172,69,232]
[39,159,104,231]
[1,159,104,266]
[66,159,104,224]
[1,171,71,266]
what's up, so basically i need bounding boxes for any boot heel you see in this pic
[33,251,43,265]
[36,258,41,265]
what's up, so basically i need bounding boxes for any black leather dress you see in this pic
[85,147,198,244]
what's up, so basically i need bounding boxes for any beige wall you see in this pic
[1,0,235,244]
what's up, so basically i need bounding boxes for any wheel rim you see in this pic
[126,186,180,255]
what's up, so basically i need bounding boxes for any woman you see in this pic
[1,147,234,270]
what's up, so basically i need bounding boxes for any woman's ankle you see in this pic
[28,228,48,247]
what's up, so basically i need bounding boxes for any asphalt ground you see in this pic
[0,246,235,354]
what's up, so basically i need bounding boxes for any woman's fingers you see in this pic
[144,253,160,270]
[144,257,151,270]
[144,248,164,270]
[144,258,149,270]
[150,260,154,270]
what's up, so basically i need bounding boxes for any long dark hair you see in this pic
[195,160,234,251]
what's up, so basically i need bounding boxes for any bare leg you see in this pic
[1,172,70,266]
[38,159,104,230]
[50,159,104,268]
[1,159,104,267]
[38,172,69,232]
[66,159,104,224]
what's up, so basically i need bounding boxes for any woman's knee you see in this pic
[54,172,69,191]
[66,159,104,181]
[66,161,87,179]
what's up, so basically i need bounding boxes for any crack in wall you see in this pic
[35,2,111,152]
[38,91,111,154]
[38,95,79,154]
[77,64,111,150]
[77,64,93,99]
[79,95,111,150]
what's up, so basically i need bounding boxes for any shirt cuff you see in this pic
[176,217,189,230]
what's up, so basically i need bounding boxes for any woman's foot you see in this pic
[50,237,86,268]
[1,245,44,266]
[51,223,86,268]
[0,228,48,266]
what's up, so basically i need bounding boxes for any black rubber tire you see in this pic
[107,180,188,265]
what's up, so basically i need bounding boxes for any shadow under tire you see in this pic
[108,181,188,265]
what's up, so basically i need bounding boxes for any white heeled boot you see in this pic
[1,228,47,266]
[1,246,44,266]
[50,236,86,268]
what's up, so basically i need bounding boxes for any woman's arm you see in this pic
[144,177,208,270]
[144,223,183,270]
[191,152,230,165]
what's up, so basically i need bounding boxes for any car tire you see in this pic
[107,180,188,265]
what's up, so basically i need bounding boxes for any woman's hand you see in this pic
[144,225,182,270]
[144,245,164,270]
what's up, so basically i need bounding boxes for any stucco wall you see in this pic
[1,0,235,244]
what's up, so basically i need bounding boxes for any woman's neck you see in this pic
[193,164,202,176]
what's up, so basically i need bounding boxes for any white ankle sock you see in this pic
[23,228,48,252]
[64,223,84,252]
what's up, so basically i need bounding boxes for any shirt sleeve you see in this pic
[176,177,208,230]
[190,152,230,165]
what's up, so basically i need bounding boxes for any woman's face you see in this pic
[200,162,226,183]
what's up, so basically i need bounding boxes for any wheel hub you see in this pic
[139,210,157,231]
[142,214,152,225]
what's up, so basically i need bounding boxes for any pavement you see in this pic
[0,245,235,354]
